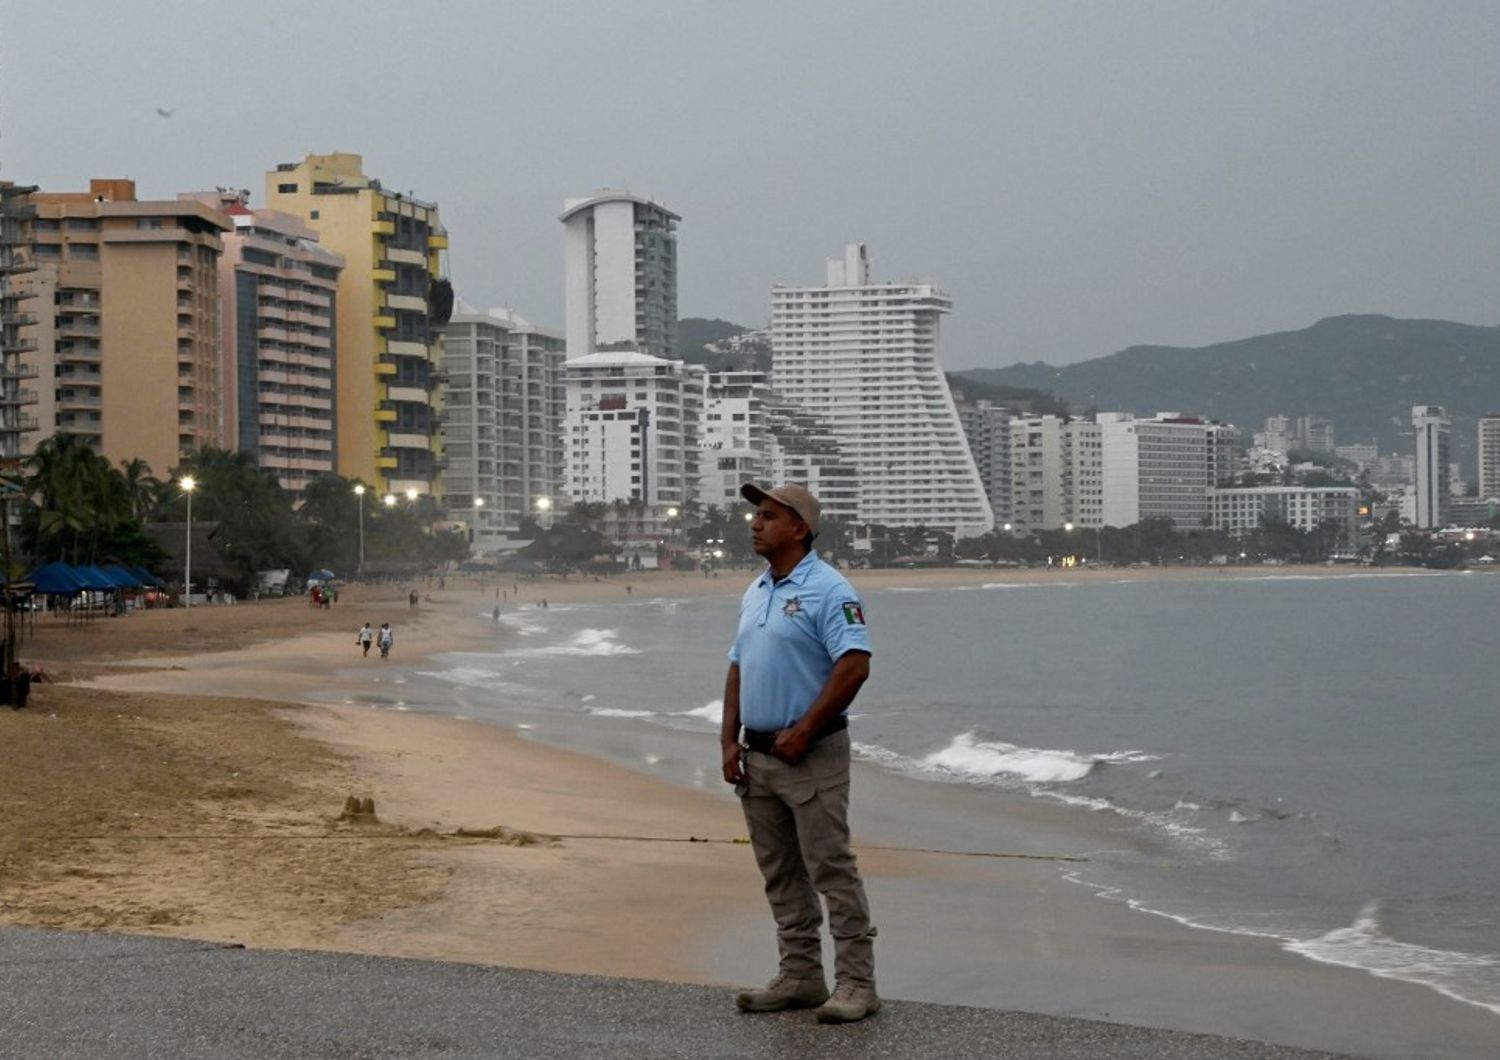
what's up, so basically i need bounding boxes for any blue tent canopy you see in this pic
[72,566,118,591]
[98,566,140,589]
[26,562,87,594]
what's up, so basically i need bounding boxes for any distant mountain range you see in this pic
[954,315,1500,472]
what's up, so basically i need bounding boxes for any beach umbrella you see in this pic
[25,562,87,595]
[310,568,336,582]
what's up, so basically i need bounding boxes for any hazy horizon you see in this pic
[3,0,1497,369]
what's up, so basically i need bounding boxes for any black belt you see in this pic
[742,715,847,754]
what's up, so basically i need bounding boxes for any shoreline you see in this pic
[4,568,1498,1058]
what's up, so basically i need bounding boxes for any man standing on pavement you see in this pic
[721,482,879,1024]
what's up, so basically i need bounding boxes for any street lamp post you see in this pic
[473,495,485,544]
[535,496,552,530]
[181,475,196,608]
[353,484,366,577]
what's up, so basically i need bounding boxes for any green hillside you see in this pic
[957,315,1500,472]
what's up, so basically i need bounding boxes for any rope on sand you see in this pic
[21,830,1089,862]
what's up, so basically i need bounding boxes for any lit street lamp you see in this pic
[181,475,196,608]
[535,496,552,529]
[473,495,485,544]
[383,493,397,509]
[353,484,366,577]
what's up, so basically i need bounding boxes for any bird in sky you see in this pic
[155,107,175,119]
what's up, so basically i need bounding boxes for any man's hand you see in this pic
[772,725,812,765]
[722,740,745,785]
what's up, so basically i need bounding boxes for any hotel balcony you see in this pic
[374,312,397,330]
[372,266,396,284]
[0,387,37,406]
[57,392,102,410]
[428,232,448,250]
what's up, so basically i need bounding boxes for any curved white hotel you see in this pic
[770,244,992,535]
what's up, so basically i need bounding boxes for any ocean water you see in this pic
[385,571,1500,1019]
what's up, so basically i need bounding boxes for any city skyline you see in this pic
[4,2,1498,369]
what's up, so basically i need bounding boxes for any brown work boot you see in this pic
[814,981,882,1023]
[734,972,829,1012]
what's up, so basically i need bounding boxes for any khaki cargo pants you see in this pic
[739,729,876,987]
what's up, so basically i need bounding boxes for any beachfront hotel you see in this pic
[1211,484,1359,539]
[699,370,770,508]
[1412,404,1450,529]
[442,303,566,547]
[14,179,228,477]
[561,189,679,361]
[265,154,449,499]
[185,192,343,501]
[770,243,992,536]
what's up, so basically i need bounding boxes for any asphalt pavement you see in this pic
[0,926,1363,1059]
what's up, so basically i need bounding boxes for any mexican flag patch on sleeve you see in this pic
[841,601,866,626]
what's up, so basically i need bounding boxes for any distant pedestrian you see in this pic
[408,589,419,608]
[356,622,373,657]
[492,606,500,622]
[377,622,394,659]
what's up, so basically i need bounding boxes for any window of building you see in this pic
[278,183,298,194]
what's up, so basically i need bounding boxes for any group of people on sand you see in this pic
[355,622,394,659]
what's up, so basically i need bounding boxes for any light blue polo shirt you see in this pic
[728,550,872,732]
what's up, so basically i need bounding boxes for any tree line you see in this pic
[16,435,467,591]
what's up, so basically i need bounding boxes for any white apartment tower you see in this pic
[770,244,992,535]
[443,303,565,545]
[1412,405,1450,529]
[1478,413,1500,501]
[564,351,702,507]
[561,190,678,359]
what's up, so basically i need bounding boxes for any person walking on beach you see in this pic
[720,482,878,1024]
[356,622,373,657]
[377,622,394,660]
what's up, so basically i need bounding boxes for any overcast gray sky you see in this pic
[3,0,1497,368]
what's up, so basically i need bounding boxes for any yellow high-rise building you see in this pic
[265,154,447,497]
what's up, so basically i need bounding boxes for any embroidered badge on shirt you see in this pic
[782,596,803,617]
[842,601,866,626]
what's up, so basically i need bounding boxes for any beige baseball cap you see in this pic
[740,482,821,535]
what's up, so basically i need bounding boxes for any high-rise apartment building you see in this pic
[1007,414,1067,532]
[1412,405,1450,529]
[1478,414,1500,501]
[266,154,449,497]
[770,243,991,535]
[0,181,39,464]
[564,351,702,507]
[186,192,343,500]
[561,190,678,359]
[1099,413,1240,530]
[17,180,227,476]
[442,303,565,545]
[955,397,1013,528]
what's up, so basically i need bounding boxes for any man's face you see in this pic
[750,499,807,559]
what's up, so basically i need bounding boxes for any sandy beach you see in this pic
[2,565,1497,1060]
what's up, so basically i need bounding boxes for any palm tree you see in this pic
[118,457,162,521]
[25,435,131,565]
